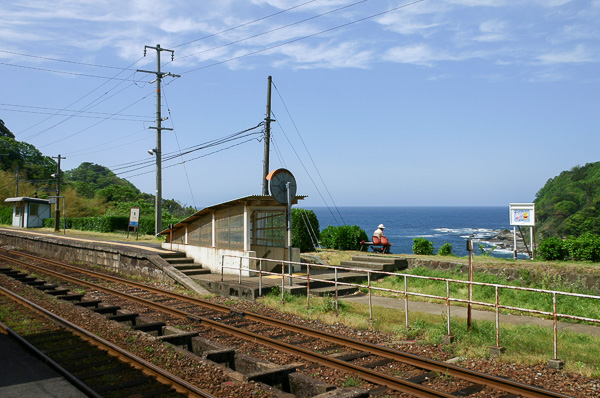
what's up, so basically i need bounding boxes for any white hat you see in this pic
[378,224,385,229]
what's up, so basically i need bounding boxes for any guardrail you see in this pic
[220,254,600,362]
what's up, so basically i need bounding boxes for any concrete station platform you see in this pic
[0,332,87,398]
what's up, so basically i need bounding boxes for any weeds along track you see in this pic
[0,249,574,398]
[0,285,214,398]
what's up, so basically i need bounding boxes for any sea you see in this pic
[304,206,520,258]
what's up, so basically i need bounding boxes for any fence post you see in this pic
[368,271,373,320]
[220,255,225,282]
[281,262,285,302]
[334,267,339,315]
[239,257,242,284]
[258,259,263,296]
[306,264,311,309]
[495,286,500,347]
[404,275,409,328]
[446,280,451,336]
[553,292,558,359]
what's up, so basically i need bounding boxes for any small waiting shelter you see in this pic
[4,197,52,228]
[161,195,305,276]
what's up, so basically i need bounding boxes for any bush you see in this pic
[438,242,453,256]
[412,237,434,255]
[44,215,155,235]
[0,206,13,225]
[537,237,567,261]
[564,233,600,262]
[291,209,320,252]
[320,225,368,250]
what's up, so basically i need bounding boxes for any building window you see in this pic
[253,211,286,248]
[29,203,39,216]
[215,208,244,250]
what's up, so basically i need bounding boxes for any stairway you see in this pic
[297,255,408,297]
[159,252,210,278]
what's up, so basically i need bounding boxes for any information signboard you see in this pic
[129,207,140,227]
[509,203,535,226]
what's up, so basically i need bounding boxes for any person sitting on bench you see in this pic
[372,224,392,253]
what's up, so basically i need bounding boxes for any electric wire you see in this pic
[0,62,136,81]
[171,0,320,49]
[271,110,341,227]
[117,137,258,179]
[37,91,155,149]
[0,105,150,122]
[181,0,425,74]
[0,50,136,71]
[272,80,346,225]
[20,56,146,140]
[176,0,369,62]
[161,85,197,209]
[108,124,264,174]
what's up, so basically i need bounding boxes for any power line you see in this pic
[0,49,136,71]
[271,110,342,227]
[0,61,137,81]
[0,104,150,122]
[272,80,346,225]
[176,0,366,62]
[37,91,154,148]
[171,0,320,49]
[181,0,425,74]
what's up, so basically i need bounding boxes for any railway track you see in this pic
[0,249,575,398]
[0,284,214,398]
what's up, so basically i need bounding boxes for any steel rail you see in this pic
[0,252,453,397]
[0,250,573,398]
[0,285,215,398]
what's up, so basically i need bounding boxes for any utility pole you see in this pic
[52,154,66,231]
[138,44,180,236]
[15,164,19,196]
[262,76,273,196]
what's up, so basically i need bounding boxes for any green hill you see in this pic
[534,162,600,237]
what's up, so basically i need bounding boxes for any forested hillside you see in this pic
[534,162,600,237]
[0,119,195,224]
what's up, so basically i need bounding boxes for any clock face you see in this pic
[269,169,297,204]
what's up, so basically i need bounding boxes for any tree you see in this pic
[0,119,15,139]
[291,209,320,252]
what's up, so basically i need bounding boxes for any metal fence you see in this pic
[220,254,600,360]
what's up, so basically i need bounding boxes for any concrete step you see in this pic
[350,255,408,265]
[159,251,188,259]
[173,264,203,271]
[339,260,402,273]
[167,258,196,265]
[181,269,211,276]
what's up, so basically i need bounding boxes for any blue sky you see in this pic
[1,0,599,210]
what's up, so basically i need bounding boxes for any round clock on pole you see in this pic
[266,168,297,204]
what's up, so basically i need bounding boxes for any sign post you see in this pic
[128,207,140,240]
[509,203,535,259]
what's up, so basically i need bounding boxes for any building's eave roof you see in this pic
[159,194,306,235]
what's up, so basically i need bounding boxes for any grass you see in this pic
[7,226,164,244]
[370,267,600,321]
[258,286,600,378]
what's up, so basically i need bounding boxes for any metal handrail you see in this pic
[220,254,600,361]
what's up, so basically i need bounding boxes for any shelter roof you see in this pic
[4,197,50,204]
[159,194,306,235]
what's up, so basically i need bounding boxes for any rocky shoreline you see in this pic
[485,229,532,254]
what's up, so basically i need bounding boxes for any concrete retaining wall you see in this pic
[0,229,173,283]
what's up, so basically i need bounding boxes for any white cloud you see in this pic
[537,43,596,64]
[474,20,511,42]
[272,41,373,69]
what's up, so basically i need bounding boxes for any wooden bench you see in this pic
[360,240,392,253]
